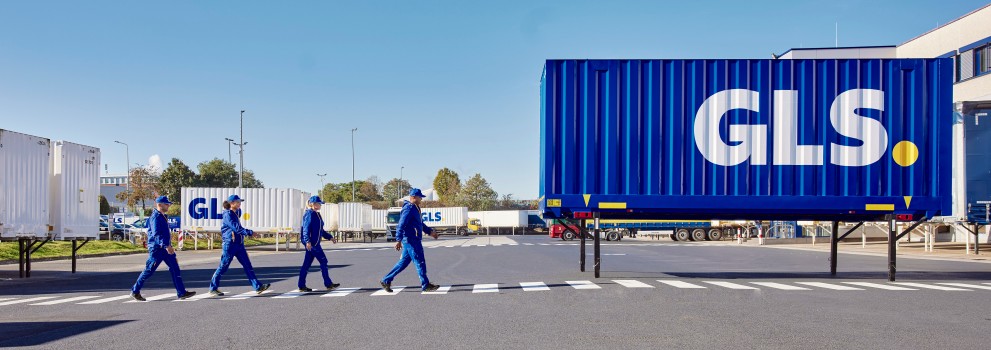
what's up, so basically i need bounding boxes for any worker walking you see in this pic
[208,194,271,296]
[297,195,340,292]
[131,196,195,301]
[381,188,440,293]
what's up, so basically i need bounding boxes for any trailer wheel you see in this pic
[606,231,620,241]
[674,228,690,241]
[562,230,576,241]
[706,228,723,241]
[690,229,706,241]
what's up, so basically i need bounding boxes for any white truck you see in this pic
[386,206,468,241]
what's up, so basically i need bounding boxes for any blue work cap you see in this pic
[308,195,325,204]
[227,194,244,202]
[409,188,426,198]
[155,196,172,204]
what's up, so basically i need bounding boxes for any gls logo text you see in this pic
[189,198,224,220]
[422,212,443,222]
[694,89,918,167]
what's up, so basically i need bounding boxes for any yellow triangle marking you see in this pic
[904,196,912,208]
[583,194,591,207]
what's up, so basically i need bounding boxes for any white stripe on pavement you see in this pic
[566,281,601,290]
[31,296,99,305]
[890,282,971,291]
[614,280,654,288]
[937,283,991,291]
[273,290,312,299]
[751,282,810,291]
[656,280,707,289]
[371,286,405,296]
[422,285,452,295]
[473,284,499,293]
[520,282,550,291]
[125,293,176,303]
[704,281,759,290]
[323,287,360,297]
[174,292,217,302]
[224,290,274,300]
[0,297,56,306]
[78,295,132,304]
[843,282,918,291]
[795,282,864,291]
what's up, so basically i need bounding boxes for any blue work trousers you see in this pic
[210,243,261,291]
[298,247,333,289]
[382,239,430,290]
[132,247,187,297]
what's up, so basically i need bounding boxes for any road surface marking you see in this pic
[273,290,312,299]
[323,287,360,297]
[0,297,55,306]
[843,282,917,291]
[224,289,274,300]
[614,280,654,288]
[795,282,864,291]
[473,284,499,293]
[656,280,707,289]
[566,280,601,290]
[31,296,99,305]
[423,285,452,295]
[78,295,132,304]
[520,282,550,291]
[125,293,176,303]
[751,282,810,291]
[704,281,759,290]
[890,282,970,291]
[371,286,405,296]
[936,283,991,291]
[174,292,217,302]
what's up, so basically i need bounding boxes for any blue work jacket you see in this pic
[301,209,334,246]
[221,209,254,245]
[395,201,433,242]
[146,209,172,249]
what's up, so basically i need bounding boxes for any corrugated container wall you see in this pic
[420,207,468,228]
[0,130,51,238]
[468,210,528,228]
[50,141,100,239]
[371,209,387,232]
[337,202,372,232]
[181,187,306,232]
[319,203,340,231]
[540,59,953,220]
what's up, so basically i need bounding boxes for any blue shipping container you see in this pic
[540,59,953,221]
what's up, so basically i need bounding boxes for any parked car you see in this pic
[99,221,127,241]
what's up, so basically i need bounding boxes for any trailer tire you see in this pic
[563,230,576,241]
[674,228,690,241]
[706,228,723,241]
[606,231,620,241]
[690,228,706,241]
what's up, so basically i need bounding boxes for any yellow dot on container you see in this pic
[892,141,919,167]
[244,213,251,220]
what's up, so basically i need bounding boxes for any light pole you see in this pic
[237,110,246,188]
[350,128,357,201]
[317,173,327,194]
[224,138,234,164]
[399,166,404,200]
[114,140,129,212]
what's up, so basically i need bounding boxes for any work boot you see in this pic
[380,281,393,293]
[178,291,196,300]
[256,283,271,294]
[326,283,341,291]
[130,292,145,302]
[423,284,440,292]
[298,287,313,293]
[209,290,225,297]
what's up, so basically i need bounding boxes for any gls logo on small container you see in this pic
[694,89,919,168]
[189,198,224,220]
[421,212,442,222]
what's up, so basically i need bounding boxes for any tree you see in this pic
[360,177,384,202]
[158,158,197,203]
[433,168,461,206]
[496,194,516,210]
[455,173,498,210]
[197,158,263,188]
[116,167,158,212]
[319,183,348,203]
[166,204,181,217]
[382,178,412,204]
[99,195,112,215]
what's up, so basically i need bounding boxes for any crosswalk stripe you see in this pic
[78,295,132,304]
[614,280,654,288]
[0,297,55,306]
[937,283,991,291]
[125,293,176,303]
[795,282,864,291]
[174,292,217,302]
[520,282,550,291]
[31,296,100,305]
[224,290,273,300]
[473,284,499,293]
[0,298,14,302]
[751,282,810,291]
[273,290,312,299]
[566,280,601,290]
[890,282,971,291]
[423,285,452,295]
[371,286,405,296]
[843,282,917,291]
[704,281,759,290]
[323,287,360,297]
[656,280,707,289]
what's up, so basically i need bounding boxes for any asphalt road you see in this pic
[1,236,989,349]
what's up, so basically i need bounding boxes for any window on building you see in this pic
[974,44,991,77]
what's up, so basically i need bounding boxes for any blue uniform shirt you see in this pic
[395,201,433,242]
[221,209,254,244]
[301,209,334,246]
[146,209,172,249]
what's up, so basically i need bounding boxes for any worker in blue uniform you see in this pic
[131,196,195,301]
[381,188,440,292]
[208,194,271,296]
[297,195,340,292]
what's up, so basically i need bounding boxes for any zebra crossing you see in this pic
[5,280,991,307]
[328,242,703,253]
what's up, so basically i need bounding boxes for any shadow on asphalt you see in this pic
[0,320,133,347]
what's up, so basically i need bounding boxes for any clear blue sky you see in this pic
[1,0,986,198]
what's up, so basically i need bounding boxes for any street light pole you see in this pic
[114,140,129,212]
[224,138,234,164]
[238,110,245,188]
[317,173,327,194]
[351,128,358,201]
[399,166,404,200]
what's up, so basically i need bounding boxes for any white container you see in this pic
[181,187,308,232]
[468,210,528,228]
[371,209,387,232]
[337,202,372,232]
[0,130,51,238]
[420,207,468,229]
[50,141,100,239]
[318,203,340,231]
